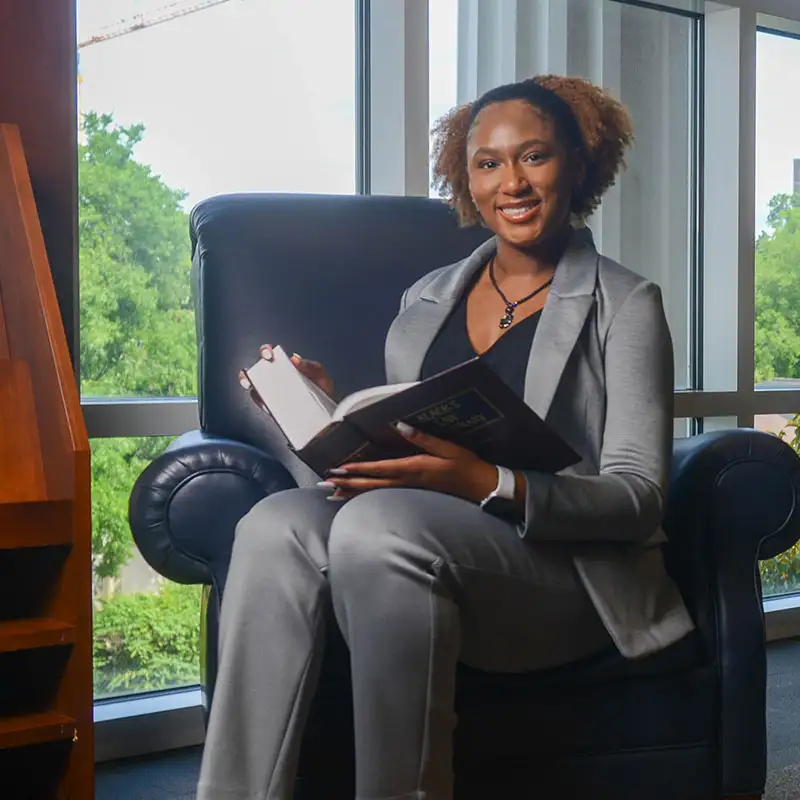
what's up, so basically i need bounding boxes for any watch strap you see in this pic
[479,466,515,510]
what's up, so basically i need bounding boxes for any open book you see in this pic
[243,345,579,477]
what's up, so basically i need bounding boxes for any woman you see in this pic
[197,75,694,800]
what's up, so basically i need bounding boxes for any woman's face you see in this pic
[466,99,581,249]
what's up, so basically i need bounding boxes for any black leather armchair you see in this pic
[129,193,800,800]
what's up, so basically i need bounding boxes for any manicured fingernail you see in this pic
[259,345,274,361]
[326,494,348,502]
[327,468,348,476]
[394,421,416,436]
[239,376,251,390]
[317,481,336,490]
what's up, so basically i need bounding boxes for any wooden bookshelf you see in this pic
[0,620,77,654]
[0,124,93,797]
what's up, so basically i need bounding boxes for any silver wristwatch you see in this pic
[479,465,516,515]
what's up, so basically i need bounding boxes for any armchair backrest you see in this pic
[190,193,490,453]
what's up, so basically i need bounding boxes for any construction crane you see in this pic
[78,0,235,49]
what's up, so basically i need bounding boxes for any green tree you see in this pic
[79,111,196,398]
[754,192,800,383]
[80,113,197,579]
[93,582,202,696]
[90,436,173,582]
[762,415,800,593]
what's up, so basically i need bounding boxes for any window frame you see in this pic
[87,0,800,760]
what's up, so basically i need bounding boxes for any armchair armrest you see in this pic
[129,430,296,589]
[663,427,800,794]
[666,428,800,588]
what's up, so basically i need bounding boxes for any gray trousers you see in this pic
[197,487,611,800]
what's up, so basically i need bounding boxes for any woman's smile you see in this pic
[496,199,542,224]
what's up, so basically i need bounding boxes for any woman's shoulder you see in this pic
[594,252,664,314]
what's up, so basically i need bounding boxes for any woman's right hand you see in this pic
[239,345,336,405]
[285,348,336,398]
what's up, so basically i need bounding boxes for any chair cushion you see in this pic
[455,629,703,697]
[454,633,714,760]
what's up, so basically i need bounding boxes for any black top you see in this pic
[420,286,542,399]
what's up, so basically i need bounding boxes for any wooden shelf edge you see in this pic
[0,499,74,548]
[0,711,75,750]
[0,618,76,653]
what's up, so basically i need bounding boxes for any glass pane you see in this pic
[91,436,202,699]
[427,0,697,390]
[700,417,738,433]
[755,31,800,388]
[77,0,356,399]
[673,418,691,439]
[754,414,800,597]
[674,418,740,438]
[674,418,737,438]
[428,0,458,197]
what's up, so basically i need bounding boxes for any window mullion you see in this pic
[702,6,755,402]
[736,9,758,426]
[368,0,430,196]
[81,399,199,439]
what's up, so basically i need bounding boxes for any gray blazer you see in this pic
[384,230,695,659]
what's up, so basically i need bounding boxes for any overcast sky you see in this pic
[77,0,797,232]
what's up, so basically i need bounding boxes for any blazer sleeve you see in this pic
[518,281,674,543]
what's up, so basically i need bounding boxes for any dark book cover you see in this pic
[295,358,579,476]
[296,419,405,477]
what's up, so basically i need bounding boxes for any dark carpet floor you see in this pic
[96,639,800,800]
[765,639,800,800]
[96,746,201,800]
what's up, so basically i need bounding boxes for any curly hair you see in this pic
[430,75,634,226]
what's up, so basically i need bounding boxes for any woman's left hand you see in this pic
[322,423,499,503]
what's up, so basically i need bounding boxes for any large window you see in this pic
[755,30,800,388]
[754,29,800,596]
[77,0,357,701]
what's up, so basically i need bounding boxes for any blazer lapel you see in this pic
[523,235,599,418]
[385,238,497,383]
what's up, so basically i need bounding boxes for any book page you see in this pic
[244,346,335,448]
[333,382,418,421]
